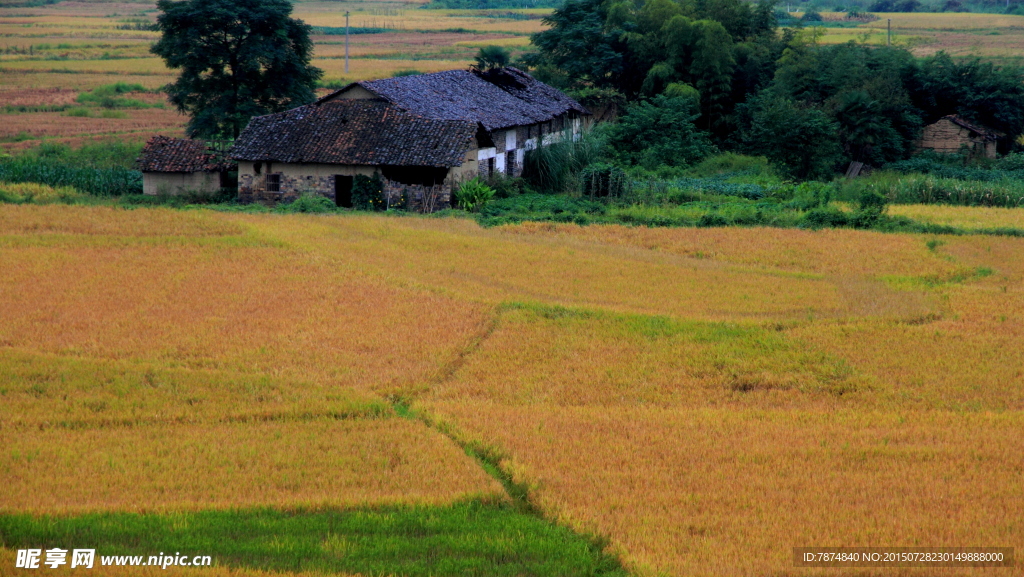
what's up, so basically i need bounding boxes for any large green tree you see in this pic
[151,0,323,139]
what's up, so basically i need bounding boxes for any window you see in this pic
[505,151,515,175]
[486,157,495,177]
[266,173,281,192]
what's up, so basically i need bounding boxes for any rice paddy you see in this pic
[2,1,1024,573]
[1,203,1022,575]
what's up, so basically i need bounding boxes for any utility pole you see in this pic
[887,18,891,46]
[345,11,350,75]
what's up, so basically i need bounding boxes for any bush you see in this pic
[455,178,496,212]
[682,153,778,180]
[278,193,337,213]
[801,207,849,228]
[697,213,728,227]
[351,174,385,211]
[784,181,834,210]
[486,175,535,199]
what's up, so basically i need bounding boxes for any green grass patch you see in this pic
[881,266,995,290]
[0,503,626,577]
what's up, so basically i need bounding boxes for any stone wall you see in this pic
[384,180,451,213]
[236,161,376,205]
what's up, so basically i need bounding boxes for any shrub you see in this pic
[785,181,834,210]
[486,175,534,199]
[455,178,496,212]
[278,193,336,213]
[682,153,778,180]
[801,207,849,228]
[697,213,728,227]
[351,174,385,211]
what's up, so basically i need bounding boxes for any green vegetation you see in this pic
[455,178,496,211]
[75,83,153,109]
[0,161,139,197]
[0,502,626,577]
[525,0,1024,176]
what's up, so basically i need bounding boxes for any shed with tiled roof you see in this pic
[918,115,1006,159]
[136,136,235,196]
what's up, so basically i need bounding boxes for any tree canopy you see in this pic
[151,0,323,140]
[524,0,1024,175]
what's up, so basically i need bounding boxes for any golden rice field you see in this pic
[3,0,1021,150]
[0,0,545,149]
[816,11,1024,60]
[2,203,1023,575]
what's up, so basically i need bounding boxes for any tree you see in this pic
[740,92,843,179]
[526,0,625,90]
[474,46,511,71]
[605,92,716,169]
[691,19,736,132]
[151,0,323,140]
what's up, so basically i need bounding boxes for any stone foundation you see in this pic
[238,171,454,214]
[238,173,337,205]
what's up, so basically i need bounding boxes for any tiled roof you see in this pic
[229,100,477,167]
[136,136,232,173]
[323,67,590,132]
[944,115,1005,139]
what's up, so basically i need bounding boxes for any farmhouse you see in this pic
[230,99,480,210]
[918,115,1004,159]
[136,136,234,196]
[230,67,589,210]
[327,67,590,179]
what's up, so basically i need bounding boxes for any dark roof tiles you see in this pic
[136,136,232,173]
[324,67,589,132]
[229,100,477,167]
[943,115,1005,139]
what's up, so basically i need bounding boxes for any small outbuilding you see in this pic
[136,136,235,196]
[918,115,1005,159]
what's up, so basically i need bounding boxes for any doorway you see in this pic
[335,175,353,208]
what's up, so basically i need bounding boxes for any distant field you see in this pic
[2,4,1021,150]
[1,204,1022,575]
[0,0,547,150]
[890,203,1024,229]
[816,11,1024,61]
